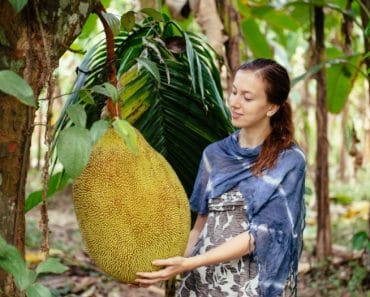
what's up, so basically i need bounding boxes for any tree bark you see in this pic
[313,6,332,260]
[338,2,352,181]
[0,1,97,295]
[359,0,370,163]
[216,0,240,90]
[339,107,349,181]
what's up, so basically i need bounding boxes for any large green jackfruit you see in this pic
[72,128,191,283]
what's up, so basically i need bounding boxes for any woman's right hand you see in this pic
[135,256,193,286]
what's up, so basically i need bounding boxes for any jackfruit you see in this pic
[72,127,191,283]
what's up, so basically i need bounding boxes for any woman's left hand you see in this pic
[135,256,191,286]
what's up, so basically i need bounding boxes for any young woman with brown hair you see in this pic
[136,58,306,297]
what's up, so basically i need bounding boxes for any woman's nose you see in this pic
[229,94,240,108]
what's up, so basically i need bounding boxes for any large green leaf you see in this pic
[249,5,300,31]
[56,127,92,178]
[67,104,87,128]
[241,19,273,58]
[326,55,362,113]
[0,70,36,107]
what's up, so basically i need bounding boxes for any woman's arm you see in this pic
[183,214,208,257]
[135,231,255,285]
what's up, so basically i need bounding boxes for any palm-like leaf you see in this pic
[54,14,233,195]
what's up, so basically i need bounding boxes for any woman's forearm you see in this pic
[184,229,201,257]
[186,232,254,270]
[135,231,255,285]
[183,214,208,257]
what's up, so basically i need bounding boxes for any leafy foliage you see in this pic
[0,235,68,297]
[0,70,36,107]
[54,11,233,195]
[25,172,70,213]
[7,0,28,13]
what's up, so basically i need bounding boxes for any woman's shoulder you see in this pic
[278,143,306,171]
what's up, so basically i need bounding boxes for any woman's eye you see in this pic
[244,97,253,101]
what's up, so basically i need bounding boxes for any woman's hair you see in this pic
[237,58,294,175]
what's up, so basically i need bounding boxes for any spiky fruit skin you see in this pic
[72,128,191,283]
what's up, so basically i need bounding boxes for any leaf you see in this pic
[121,11,136,32]
[291,63,323,86]
[331,194,352,205]
[140,8,163,21]
[183,32,196,91]
[112,119,138,155]
[79,89,95,105]
[91,83,118,102]
[66,104,87,128]
[26,284,52,297]
[136,57,160,83]
[352,231,369,251]
[90,120,109,144]
[25,171,70,213]
[258,7,300,31]
[0,70,36,107]
[103,82,119,102]
[241,19,273,58]
[0,236,37,290]
[326,55,362,113]
[91,85,110,97]
[8,0,28,13]
[56,127,92,178]
[101,12,121,36]
[35,257,68,275]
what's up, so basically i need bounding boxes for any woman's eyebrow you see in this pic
[232,85,254,95]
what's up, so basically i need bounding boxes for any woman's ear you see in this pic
[266,104,280,117]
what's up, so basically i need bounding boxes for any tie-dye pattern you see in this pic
[189,130,306,297]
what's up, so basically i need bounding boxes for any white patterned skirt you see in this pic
[177,188,260,297]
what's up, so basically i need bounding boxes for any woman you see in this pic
[136,58,306,297]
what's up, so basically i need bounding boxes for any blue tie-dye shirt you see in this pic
[190,130,306,297]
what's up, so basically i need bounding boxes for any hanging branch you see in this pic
[33,0,56,258]
[93,2,121,119]
[36,109,43,170]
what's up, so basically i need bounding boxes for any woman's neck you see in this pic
[239,124,271,148]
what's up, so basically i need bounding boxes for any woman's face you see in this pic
[227,70,277,130]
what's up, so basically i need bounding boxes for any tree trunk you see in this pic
[339,107,349,181]
[359,0,370,163]
[0,1,97,295]
[338,0,353,181]
[216,0,240,90]
[313,5,332,260]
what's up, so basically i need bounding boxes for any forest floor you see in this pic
[25,186,369,297]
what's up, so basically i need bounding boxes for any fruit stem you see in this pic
[94,2,121,120]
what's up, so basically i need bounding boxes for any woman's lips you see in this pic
[231,111,243,119]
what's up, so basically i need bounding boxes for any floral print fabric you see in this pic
[177,188,260,297]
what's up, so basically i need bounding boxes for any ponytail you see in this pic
[252,101,295,175]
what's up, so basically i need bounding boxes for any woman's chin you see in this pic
[231,120,244,128]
